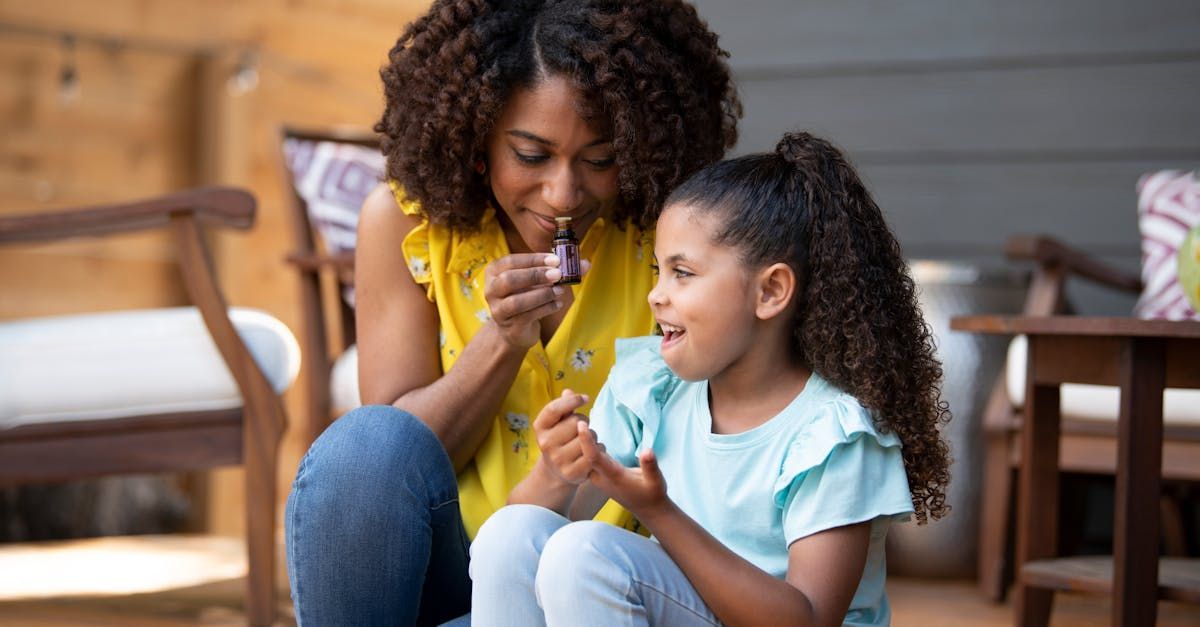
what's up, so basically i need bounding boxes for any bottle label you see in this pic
[554,241,581,281]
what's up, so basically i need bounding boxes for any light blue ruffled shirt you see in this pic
[590,336,914,626]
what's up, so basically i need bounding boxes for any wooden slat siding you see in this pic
[733,62,1200,156]
[692,0,1200,70]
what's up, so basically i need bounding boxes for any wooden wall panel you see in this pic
[1,0,429,537]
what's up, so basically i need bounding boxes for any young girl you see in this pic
[469,131,951,626]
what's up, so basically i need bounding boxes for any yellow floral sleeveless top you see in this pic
[391,182,657,539]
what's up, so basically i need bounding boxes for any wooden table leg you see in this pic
[1112,338,1164,626]
[1015,337,1060,627]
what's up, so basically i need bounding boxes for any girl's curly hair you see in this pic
[376,0,741,231]
[666,131,952,523]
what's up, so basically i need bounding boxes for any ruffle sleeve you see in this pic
[588,336,679,467]
[773,395,913,543]
[390,180,435,301]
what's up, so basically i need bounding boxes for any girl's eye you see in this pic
[672,267,692,279]
[514,150,549,164]
[649,263,660,275]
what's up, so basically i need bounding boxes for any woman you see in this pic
[285,1,740,624]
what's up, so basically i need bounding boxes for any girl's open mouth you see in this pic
[659,322,686,348]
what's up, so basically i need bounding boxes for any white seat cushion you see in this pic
[1005,335,1200,425]
[0,307,300,428]
[330,344,362,416]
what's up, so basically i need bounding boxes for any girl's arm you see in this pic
[508,391,611,521]
[356,183,562,471]
[579,426,870,627]
[644,501,869,627]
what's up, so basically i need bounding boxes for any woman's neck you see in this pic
[707,333,810,435]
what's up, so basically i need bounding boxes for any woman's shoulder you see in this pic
[360,181,424,235]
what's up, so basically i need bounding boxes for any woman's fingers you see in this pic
[488,285,562,321]
[485,254,559,297]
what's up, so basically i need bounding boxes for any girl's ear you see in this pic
[754,262,796,320]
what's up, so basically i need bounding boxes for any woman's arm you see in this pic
[578,427,870,627]
[355,183,552,470]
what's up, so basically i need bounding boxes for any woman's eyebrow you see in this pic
[506,130,612,148]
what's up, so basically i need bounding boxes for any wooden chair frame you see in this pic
[0,187,287,627]
[279,125,380,446]
[974,235,1200,603]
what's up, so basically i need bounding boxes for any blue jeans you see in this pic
[469,504,722,626]
[285,405,471,626]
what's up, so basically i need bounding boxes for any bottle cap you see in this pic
[555,216,572,227]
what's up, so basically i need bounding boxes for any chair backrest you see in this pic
[280,125,384,350]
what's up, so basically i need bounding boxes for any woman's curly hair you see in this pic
[376,0,741,231]
[666,132,952,523]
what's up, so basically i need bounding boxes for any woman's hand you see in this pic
[533,390,595,485]
[483,253,569,349]
[577,421,669,518]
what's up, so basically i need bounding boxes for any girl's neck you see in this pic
[707,335,810,435]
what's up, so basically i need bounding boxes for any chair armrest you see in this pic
[1005,235,1142,294]
[0,186,254,245]
[285,251,355,285]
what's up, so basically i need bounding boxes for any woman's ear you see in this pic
[754,262,796,320]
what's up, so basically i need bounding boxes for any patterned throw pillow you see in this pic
[1134,170,1200,320]
[282,137,386,306]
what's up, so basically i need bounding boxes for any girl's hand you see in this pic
[533,389,594,485]
[483,253,572,349]
[577,421,669,517]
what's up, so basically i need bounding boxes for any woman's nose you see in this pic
[543,163,582,212]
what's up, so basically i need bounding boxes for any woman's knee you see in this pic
[292,405,451,499]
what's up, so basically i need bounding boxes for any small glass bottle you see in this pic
[552,216,582,285]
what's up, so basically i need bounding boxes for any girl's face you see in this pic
[648,204,760,381]
[485,74,620,254]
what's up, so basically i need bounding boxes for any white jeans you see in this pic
[469,504,722,627]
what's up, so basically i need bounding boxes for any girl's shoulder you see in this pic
[777,376,905,481]
[608,336,681,404]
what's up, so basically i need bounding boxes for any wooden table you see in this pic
[950,315,1200,627]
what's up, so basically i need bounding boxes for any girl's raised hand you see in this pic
[533,389,593,485]
[577,421,669,517]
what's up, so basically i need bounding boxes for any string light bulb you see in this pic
[58,35,80,105]
[227,49,259,96]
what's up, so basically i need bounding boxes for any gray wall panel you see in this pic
[860,160,1191,255]
[735,61,1200,157]
[682,0,1200,292]
[692,0,1200,70]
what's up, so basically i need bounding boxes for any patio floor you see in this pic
[0,535,1197,626]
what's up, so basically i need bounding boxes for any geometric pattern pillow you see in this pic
[282,137,386,307]
[1133,169,1200,320]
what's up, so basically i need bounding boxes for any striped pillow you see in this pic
[283,138,386,307]
[1134,170,1200,320]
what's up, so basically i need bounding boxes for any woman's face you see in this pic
[485,74,620,254]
